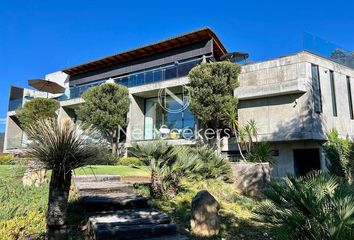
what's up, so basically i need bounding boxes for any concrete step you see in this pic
[76,181,134,194]
[81,193,149,211]
[90,222,177,240]
[74,175,121,182]
[145,235,189,240]
[87,208,171,227]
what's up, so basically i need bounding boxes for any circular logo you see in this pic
[158,85,190,113]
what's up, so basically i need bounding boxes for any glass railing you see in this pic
[8,99,23,111]
[58,80,105,101]
[303,32,354,69]
[114,58,201,87]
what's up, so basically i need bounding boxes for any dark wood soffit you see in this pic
[63,27,227,76]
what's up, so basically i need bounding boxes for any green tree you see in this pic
[188,61,241,153]
[16,98,60,129]
[26,118,98,239]
[76,83,130,155]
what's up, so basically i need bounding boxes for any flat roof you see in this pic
[62,27,227,76]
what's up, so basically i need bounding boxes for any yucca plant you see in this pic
[254,171,354,240]
[25,118,99,239]
[130,141,178,199]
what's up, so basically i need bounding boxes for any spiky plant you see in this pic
[130,141,178,199]
[254,171,354,240]
[190,145,233,180]
[246,142,274,164]
[25,118,99,239]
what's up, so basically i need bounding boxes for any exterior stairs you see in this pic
[73,175,187,240]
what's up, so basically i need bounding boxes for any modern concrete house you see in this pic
[4,28,354,177]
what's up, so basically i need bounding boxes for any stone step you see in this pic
[73,175,121,183]
[81,193,149,211]
[145,235,189,240]
[87,208,171,227]
[76,181,134,194]
[90,222,177,240]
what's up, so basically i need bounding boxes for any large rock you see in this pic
[191,190,220,237]
[231,162,270,198]
[22,160,47,187]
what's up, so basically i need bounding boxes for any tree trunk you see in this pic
[46,169,72,240]
[150,170,163,199]
[215,130,221,154]
[112,129,118,155]
[235,135,246,161]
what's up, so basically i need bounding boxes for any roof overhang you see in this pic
[62,27,227,76]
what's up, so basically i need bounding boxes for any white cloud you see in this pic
[0,118,6,125]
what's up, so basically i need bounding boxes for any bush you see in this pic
[187,146,233,180]
[0,209,46,240]
[245,142,274,164]
[118,157,144,166]
[0,154,15,165]
[254,171,354,240]
[323,128,354,183]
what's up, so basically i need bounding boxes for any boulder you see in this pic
[22,160,47,187]
[190,190,220,237]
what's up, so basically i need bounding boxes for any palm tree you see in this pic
[25,118,99,239]
[130,141,178,198]
[247,119,258,142]
[254,171,354,240]
[223,106,246,160]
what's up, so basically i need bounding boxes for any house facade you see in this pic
[4,28,354,177]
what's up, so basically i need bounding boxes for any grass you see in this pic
[135,178,271,240]
[73,165,150,176]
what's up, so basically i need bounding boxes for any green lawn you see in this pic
[0,165,149,179]
[73,165,150,176]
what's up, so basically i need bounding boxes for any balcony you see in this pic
[114,58,201,87]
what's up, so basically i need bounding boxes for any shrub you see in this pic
[254,171,354,240]
[188,146,233,180]
[0,209,46,240]
[245,142,274,164]
[0,154,14,165]
[118,157,144,166]
[323,128,354,183]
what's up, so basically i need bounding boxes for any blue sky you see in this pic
[1,0,353,132]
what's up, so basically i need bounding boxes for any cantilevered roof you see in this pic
[62,27,227,76]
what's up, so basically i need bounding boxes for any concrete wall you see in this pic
[236,51,354,142]
[0,133,4,153]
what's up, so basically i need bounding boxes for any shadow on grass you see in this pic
[65,195,86,239]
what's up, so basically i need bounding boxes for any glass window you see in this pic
[347,76,354,119]
[329,71,337,117]
[136,73,145,86]
[165,66,177,80]
[145,71,153,84]
[144,95,195,140]
[154,69,163,82]
[178,60,199,77]
[311,64,322,113]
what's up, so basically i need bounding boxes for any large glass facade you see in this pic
[144,95,195,140]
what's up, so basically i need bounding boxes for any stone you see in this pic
[22,160,47,187]
[190,190,220,237]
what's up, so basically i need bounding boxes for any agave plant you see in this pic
[130,141,178,198]
[254,171,354,240]
[25,118,99,239]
